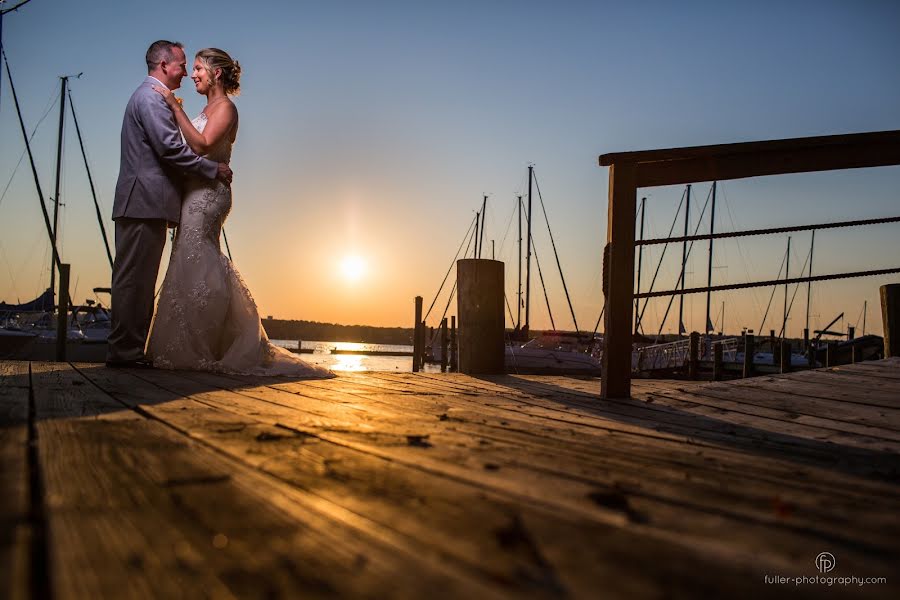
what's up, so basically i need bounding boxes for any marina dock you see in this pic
[2,358,898,598]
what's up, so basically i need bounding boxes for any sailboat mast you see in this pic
[50,75,68,302]
[782,236,791,338]
[478,195,487,258]
[525,165,533,334]
[517,195,522,330]
[679,184,691,337]
[473,211,480,258]
[634,197,646,335]
[862,300,867,336]
[705,182,717,337]
[805,230,815,334]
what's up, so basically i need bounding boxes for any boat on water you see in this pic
[0,289,110,361]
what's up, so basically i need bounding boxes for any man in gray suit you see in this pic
[107,40,232,367]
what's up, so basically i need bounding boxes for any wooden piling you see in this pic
[780,340,791,374]
[457,259,505,374]
[826,342,836,367]
[688,331,700,380]
[440,318,448,373]
[848,326,855,340]
[450,316,458,372]
[743,334,755,378]
[883,284,900,358]
[56,263,70,362]
[412,296,423,372]
[713,342,723,381]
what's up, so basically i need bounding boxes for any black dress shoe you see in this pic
[105,359,154,369]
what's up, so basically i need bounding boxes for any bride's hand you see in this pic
[151,85,181,111]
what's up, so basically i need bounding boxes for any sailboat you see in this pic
[1,35,114,360]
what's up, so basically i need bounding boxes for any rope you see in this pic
[757,246,788,335]
[423,214,476,323]
[637,268,900,299]
[635,186,687,331]
[532,171,578,331]
[68,89,114,270]
[638,214,900,245]
[530,232,555,331]
[654,185,713,340]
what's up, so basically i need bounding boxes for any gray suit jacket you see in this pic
[112,77,218,224]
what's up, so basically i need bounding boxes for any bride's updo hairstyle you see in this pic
[196,47,241,96]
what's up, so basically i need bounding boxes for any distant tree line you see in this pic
[261,318,415,345]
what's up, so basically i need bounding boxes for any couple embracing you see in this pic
[107,40,332,379]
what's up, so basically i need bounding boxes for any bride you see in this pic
[146,48,333,378]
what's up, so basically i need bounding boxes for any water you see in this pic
[270,339,443,372]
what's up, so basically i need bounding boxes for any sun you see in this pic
[340,255,366,282]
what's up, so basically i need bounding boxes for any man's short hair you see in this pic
[145,40,184,72]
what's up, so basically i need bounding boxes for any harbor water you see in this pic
[270,340,443,372]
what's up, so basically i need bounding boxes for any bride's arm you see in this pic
[151,86,236,155]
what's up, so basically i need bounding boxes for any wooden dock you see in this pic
[2,358,899,599]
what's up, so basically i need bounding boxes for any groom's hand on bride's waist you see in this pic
[216,163,233,184]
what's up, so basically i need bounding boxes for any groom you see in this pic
[106,40,232,368]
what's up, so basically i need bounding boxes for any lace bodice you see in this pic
[191,112,233,163]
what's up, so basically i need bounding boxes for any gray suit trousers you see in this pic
[107,218,167,362]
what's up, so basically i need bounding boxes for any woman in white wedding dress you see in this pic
[146,48,333,378]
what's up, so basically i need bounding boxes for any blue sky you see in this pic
[1,0,898,335]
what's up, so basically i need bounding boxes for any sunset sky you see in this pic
[1,0,898,337]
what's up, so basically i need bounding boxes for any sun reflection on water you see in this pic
[331,354,366,371]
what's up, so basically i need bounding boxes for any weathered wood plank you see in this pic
[107,369,900,572]
[74,365,798,597]
[0,361,31,600]
[34,363,500,599]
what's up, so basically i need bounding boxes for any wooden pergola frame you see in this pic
[598,130,900,398]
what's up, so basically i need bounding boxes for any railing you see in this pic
[633,336,739,372]
[598,130,900,398]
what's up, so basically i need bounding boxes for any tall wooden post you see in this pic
[688,331,700,380]
[713,342,723,381]
[449,316,458,372]
[847,325,855,340]
[780,340,791,374]
[742,333,755,378]
[440,318,448,373]
[826,342,836,367]
[457,259,504,374]
[601,163,637,398]
[412,296,423,372]
[882,284,900,358]
[56,263,70,362]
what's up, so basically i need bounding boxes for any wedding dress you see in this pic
[147,112,333,378]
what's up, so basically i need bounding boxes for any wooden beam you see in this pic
[601,162,637,399]
[599,129,900,167]
[599,130,900,188]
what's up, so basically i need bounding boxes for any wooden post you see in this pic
[882,284,900,358]
[56,263,70,362]
[780,340,791,374]
[450,316,458,372]
[457,259,505,374]
[412,296,423,372]
[772,341,781,367]
[826,342,836,367]
[742,333,755,378]
[440,318,448,373]
[848,325,855,340]
[297,340,303,352]
[688,331,700,380]
[713,342,723,381]
[601,162,637,399]
[803,328,809,351]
